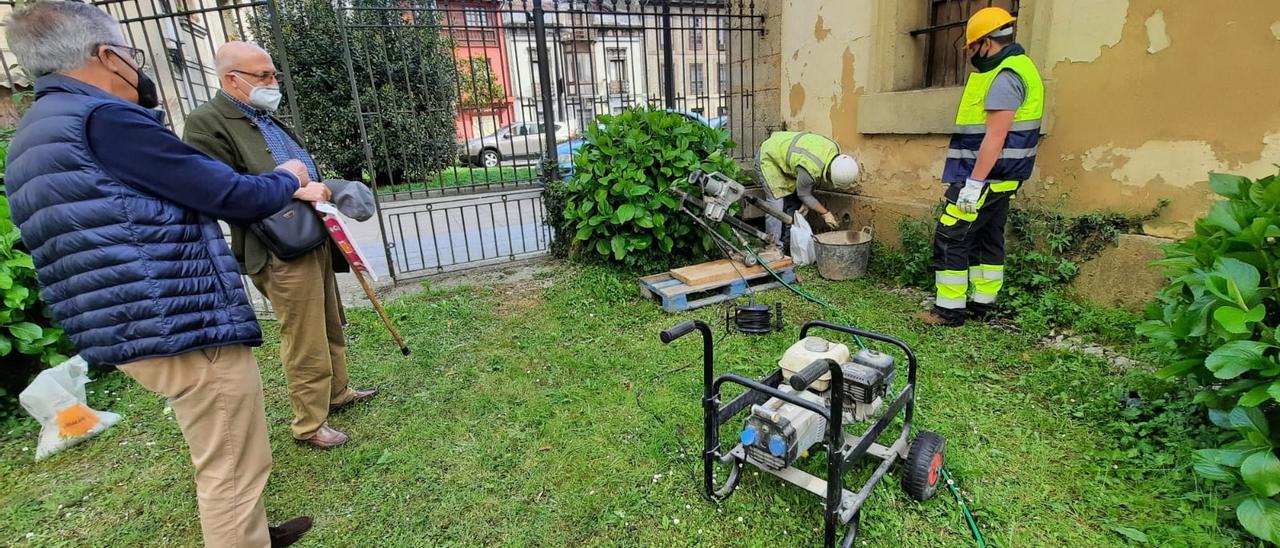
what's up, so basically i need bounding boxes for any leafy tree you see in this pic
[456,55,506,110]
[256,0,458,184]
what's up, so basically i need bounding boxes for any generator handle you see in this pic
[658,319,715,398]
[790,358,838,391]
[659,320,699,344]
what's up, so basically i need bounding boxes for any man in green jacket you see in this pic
[184,42,377,450]
[757,131,860,253]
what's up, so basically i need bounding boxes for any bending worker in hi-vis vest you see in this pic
[757,131,860,253]
[917,7,1044,327]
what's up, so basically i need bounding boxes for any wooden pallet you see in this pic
[638,258,798,313]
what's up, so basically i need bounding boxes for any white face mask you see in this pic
[235,73,283,112]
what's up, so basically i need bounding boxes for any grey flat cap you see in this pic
[321,179,376,221]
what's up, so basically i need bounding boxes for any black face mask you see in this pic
[108,50,159,109]
[970,42,1025,73]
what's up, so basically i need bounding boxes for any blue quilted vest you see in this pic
[4,75,263,365]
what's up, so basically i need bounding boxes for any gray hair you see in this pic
[7,1,126,77]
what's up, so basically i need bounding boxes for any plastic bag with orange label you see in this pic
[18,356,121,461]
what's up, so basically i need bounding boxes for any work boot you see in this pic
[269,516,313,547]
[915,308,965,327]
[966,302,998,321]
[298,424,349,450]
[330,387,380,412]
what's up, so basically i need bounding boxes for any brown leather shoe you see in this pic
[269,516,313,547]
[298,425,348,450]
[915,310,965,327]
[330,387,379,412]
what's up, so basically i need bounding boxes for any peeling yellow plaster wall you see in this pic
[780,0,946,204]
[778,0,1280,242]
[1043,0,1130,69]
[1145,9,1169,54]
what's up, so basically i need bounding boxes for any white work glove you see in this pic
[821,211,839,229]
[956,178,985,215]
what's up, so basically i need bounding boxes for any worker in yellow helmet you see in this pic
[757,131,860,253]
[917,7,1044,326]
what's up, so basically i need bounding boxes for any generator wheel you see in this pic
[903,430,946,501]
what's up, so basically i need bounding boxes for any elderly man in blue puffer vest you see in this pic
[3,2,331,546]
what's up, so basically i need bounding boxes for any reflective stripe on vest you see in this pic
[759,131,839,199]
[942,53,1044,184]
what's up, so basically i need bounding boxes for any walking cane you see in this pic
[351,267,411,356]
[314,202,412,356]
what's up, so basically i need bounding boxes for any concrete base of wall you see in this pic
[811,191,1170,311]
[1069,234,1170,311]
[814,190,935,247]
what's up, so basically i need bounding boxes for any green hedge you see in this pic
[560,107,740,269]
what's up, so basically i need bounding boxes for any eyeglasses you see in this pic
[231,69,280,83]
[94,43,146,70]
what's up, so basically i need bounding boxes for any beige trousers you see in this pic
[251,244,354,439]
[119,345,272,548]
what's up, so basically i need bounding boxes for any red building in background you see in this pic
[438,1,514,141]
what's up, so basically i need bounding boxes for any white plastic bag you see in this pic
[18,356,121,461]
[790,213,816,266]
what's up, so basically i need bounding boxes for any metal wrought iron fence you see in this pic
[336,0,763,199]
[379,188,553,274]
[335,0,765,279]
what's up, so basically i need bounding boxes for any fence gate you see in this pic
[336,0,765,281]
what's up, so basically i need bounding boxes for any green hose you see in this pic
[942,467,988,547]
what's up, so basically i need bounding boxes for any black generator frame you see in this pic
[659,319,920,548]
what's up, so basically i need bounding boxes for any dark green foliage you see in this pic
[0,194,75,407]
[559,107,740,268]
[258,0,458,183]
[1139,171,1280,543]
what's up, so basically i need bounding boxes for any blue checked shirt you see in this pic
[223,91,319,180]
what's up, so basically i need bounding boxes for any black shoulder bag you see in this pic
[249,200,329,260]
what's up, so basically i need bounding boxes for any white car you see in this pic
[460,122,569,168]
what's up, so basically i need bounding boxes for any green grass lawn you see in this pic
[377,166,539,197]
[0,264,1241,546]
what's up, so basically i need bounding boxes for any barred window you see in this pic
[910,0,1019,89]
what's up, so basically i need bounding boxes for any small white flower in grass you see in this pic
[26,532,34,539]
[21,446,29,452]
[672,518,680,525]
[685,504,690,509]
[698,529,704,534]
[737,516,744,523]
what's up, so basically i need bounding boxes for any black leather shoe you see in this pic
[269,516,313,547]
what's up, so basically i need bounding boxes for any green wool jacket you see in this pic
[183,93,346,275]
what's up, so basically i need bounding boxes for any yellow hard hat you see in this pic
[966,7,1016,47]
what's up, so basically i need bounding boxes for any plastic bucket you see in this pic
[814,226,873,280]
